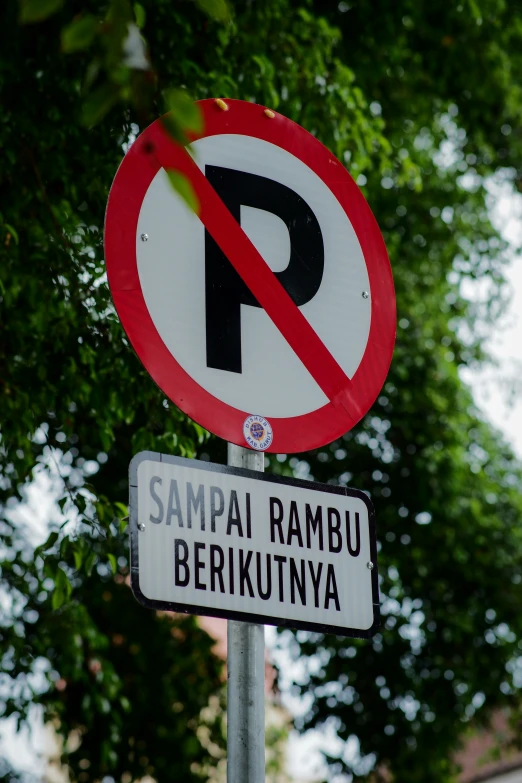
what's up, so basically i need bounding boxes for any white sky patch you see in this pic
[461,175,522,458]
[0,707,63,782]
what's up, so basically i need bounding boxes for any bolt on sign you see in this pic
[130,453,379,638]
[105,99,396,454]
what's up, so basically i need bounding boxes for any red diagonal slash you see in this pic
[151,123,363,420]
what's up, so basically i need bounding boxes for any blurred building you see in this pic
[456,711,522,783]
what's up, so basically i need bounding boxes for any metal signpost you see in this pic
[105,97,395,782]
[226,444,265,783]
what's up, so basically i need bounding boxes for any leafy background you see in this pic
[2,0,522,781]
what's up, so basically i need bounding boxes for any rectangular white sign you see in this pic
[129,452,379,638]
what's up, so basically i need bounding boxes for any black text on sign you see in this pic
[129,453,379,638]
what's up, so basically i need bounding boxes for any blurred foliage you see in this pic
[2,0,522,781]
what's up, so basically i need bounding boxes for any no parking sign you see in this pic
[105,99,395,453]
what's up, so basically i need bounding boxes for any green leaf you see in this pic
[61,15,98,53]
[166,170,200,215]
[52,587,65,610]
[84,59,101,91]
[81,83,120,127]
[164,89,203,135]
[95,500,106,524]
[114,501,128,519]
[134,2,146,28]
[194,0,231,22]
[85,551,97,576]
[19,0,63,23]
[59,535,71,558]
[108,553,118,574]
[73,548,83,571]
[55,566,72,598]
[4,224,19,245]
[161,115,186,146]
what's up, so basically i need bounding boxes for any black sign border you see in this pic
[129,451,380,639]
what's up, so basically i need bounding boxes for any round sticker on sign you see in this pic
[243,415,273,451]
[105,99,396,453]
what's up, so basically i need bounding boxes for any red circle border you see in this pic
[104,99,396,453]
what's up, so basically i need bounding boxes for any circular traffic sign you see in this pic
[105,99,395,453]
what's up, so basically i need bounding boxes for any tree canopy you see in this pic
[2,0,522,781]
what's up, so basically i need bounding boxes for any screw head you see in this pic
[141,233,148,242]
[138,523,145,532]
[367,561,374,570]
[362,291,369,299]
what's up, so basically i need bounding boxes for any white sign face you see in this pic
[136,134,371,419]
[129,452,379,638]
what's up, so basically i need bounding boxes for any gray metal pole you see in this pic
[227,443,265,783]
